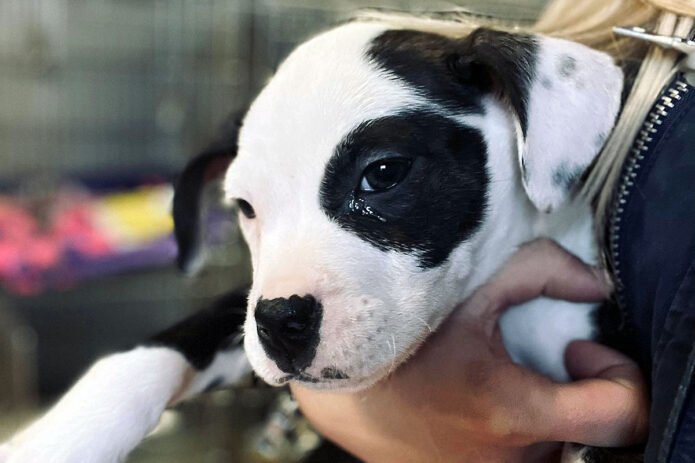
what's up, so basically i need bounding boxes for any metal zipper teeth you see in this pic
[609,78,690,309]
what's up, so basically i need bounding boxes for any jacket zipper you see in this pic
[608,76,690,311]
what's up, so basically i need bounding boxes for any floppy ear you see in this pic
[173,114,241,273]
[459,28,623,212]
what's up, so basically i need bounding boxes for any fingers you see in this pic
[538,341,649,447]
[445,239,643,447]
[468,239,612,320]
[565,340,635,382]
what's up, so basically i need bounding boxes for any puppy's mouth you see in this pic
[277,367,350,385]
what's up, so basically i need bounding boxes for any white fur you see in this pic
[1,348,189,463]
[227,23,620,389]
[0,346,250,462]
[178,348,251,401]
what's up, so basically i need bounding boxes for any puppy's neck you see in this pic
[461,190,596,304]
[450,97,597,302]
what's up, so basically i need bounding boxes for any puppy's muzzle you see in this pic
[255,294,322,374]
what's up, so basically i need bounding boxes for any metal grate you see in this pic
[0,0,253,178]
[0,0,547,179]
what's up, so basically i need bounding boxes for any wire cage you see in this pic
[0,0,547,180]
[0,0,253,178]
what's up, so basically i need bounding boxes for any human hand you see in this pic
[291,239,649,463]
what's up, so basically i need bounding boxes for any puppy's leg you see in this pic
[1,291,251,463]
[1,347,194,463]
[147,290,252,402]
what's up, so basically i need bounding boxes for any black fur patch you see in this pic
[366,29,486,115]
[321,367,349,380]
[551,162,583,191]
[367,28,538,137]
[173,114,242,273]
[574,443,644,463]
[320,110,488,268]
[147,290,247,370]
[558,55,577,77]
[460,28,538,136]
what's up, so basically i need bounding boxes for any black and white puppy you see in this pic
[1,21,622,463]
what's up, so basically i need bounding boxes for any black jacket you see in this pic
[609,72,695,462]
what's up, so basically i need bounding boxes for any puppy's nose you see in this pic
[255,294,322,374]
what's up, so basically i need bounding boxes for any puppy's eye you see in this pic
[235,199,256,219]
[359,158,412,192]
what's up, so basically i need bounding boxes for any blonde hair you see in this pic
[535,0,694,264]
[559,2,694,265]
[358,0,695,266]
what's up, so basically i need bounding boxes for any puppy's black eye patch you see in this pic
[320,110,488,269]
[360,158,412,192]
[235,199,255,219]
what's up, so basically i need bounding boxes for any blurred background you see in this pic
[0,0,546,461]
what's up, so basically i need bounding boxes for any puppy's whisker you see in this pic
[413,314,434,334]
[386,334,397,376]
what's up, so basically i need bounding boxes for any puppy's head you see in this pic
[174,22,622,390]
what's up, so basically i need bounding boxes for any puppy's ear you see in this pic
[173,114,241,274]
[459,29,622,212]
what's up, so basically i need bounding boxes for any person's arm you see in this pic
[291,239,649,463]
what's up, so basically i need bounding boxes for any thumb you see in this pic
[565,340,637,383]
[540,341,649,447]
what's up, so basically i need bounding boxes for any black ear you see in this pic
[173,114,242,273]
[456,28,537,136]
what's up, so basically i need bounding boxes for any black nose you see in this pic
[255,294,322,374]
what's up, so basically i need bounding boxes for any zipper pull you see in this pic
[614,26,695,85]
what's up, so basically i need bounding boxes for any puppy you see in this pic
[1,20,623,462]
